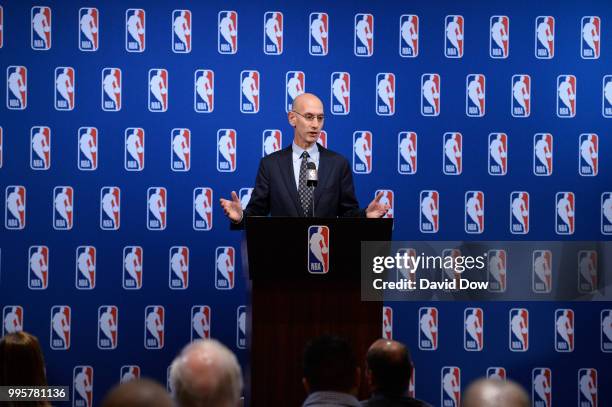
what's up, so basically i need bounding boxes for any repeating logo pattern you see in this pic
[309,13,328,55]
[399,15,419,57]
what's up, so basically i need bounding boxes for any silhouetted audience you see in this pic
[170,339,243,407]
[463,378,529,407]
[0,331,51,407]
[302,335,361,407]
[361,339,431,407]
[101,378,174,407]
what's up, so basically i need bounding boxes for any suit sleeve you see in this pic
[338,157,365,218]
[230,158,270,230]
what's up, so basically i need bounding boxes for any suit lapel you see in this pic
[278,147,302,216]
[314,145,331,212]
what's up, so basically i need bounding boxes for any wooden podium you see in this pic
[243,217,392,406]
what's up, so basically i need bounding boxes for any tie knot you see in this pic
[301,151,310,159]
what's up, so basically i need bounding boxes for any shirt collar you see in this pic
[292,142,319,159]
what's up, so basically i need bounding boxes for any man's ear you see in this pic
[288,111,296,127]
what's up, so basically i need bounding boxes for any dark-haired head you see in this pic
[302,335,359,394]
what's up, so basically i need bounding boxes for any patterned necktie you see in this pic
[298,151,313,217]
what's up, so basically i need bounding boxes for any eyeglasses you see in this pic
[292,111,325,122]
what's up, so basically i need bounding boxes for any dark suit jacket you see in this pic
[243,144,365,219]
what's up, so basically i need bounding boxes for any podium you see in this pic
[243,217,392,407]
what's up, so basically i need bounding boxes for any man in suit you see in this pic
[219,93,389,222]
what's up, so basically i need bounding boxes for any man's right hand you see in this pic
[219,191,243,223]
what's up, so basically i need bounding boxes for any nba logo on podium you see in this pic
[464,191,484,234]
[602,193,612,235]
[147,187,167,230]
[535,16,554,59]
[30,126,51,170]
[309,13,328,55]
[169,246,189,289]
[511,75,530,117]
[443,132,462,175]
[487,250,506,293]
[398,132,417,175]
[533,133,553,176]
[557,75,576,118]
[2,306,23,336]
[126,9,145,52]
[418,307,438,350]
[171,128,190,171]
[75,246,96,290]
[353,131,372,174]
[218,11,238,54]
[441,367,461,407]
[122,246,143,290]
[488,133,507,175]
[100,187,120,230]
[31,7,52,50]
[263,11,283,55]
[6,66,27,110]
[29,246,49,290]
[53,186,73,230]
[579,134,598,176]
[555,192,575,235]
[330,72,350,115]
[509,308,528,351]
[308,226,329,274]
[578,369,598,407]
[399,15,419,57]
[237,306,247,349]
[50,305,70,349]
[421,74,440,116]
[97,306,118,350]
[215,247,235,289]
[144,306,165,349]
[5,186,26,229]
[554,308,574,352]
[79,8,98,51]
[490,16,509,58]
[581,16,600,59]
[217,129,237,172]
[444,15,464,58]
[531,368,552,407]
[376,73,395,115]
[72,366,93,407]
[464,308,483,351]
[101,68,121,111]
[532,250,552,293]
[78,127,98,170]
[148,69,168,112]
[193,188,213,231]
[466,74,485,117]
[124,128,145,171]
[54,67,75,111]
[240,70,259,113]
[194,69,214,113]
[172,10,191,53]
[191,306,211,341]
[354,13,374,56]
[285,71,305,112]
[420,190,439,233]
[578,250,598,293]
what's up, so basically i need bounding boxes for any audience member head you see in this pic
[101,379,173,407]
[302,335,360,395]
[463,378,530,407]
[170,339,243,407]
[365,339,412,397]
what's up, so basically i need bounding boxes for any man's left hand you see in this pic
[366,191,390,218]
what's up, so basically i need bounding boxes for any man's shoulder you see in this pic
[260,146,292,163]
[319,145,349,165]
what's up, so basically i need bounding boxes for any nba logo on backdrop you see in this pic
[376,73,395,115]
[237,306,247,349]
[579,134,598,176]
[308,226,329,274]
[557,75,576,118]
[264,11,283,54]
[375,190,394,219]
[101,68,121,111]
[100,187,120,230]
[309,13,328,55]
[75,246,96,290]
[533,250,552,293]
[120,366,140,383]
[2,306,23,336]
[488,133,507,175]
[28,246,49,290]
[420,190,439,233]
[399,15,419,57]
[421,74,440,116]
[240,70,259,113]
[262,129,282,157]
[53,186,73,230]
[191,306,211,341]
[171,128,190,171]
[511,75,530,117]
[239,188,253,209]
[50,305,70,349]
[509,308,529,351]
[169,246,189,289]
[535,16,554,58]
[554,309,574,352]
[533,133,553,176]
[172,10,191,53]
[218,11,237,54]
[418,307,438,350]
[581,16,600,59]
[578,369,598,407]
[149,69,168,112]
[464,308,484,351]
[217,129,237,172]
[354,14,374,56]
[30,126,51,170]
[123,246,143,289]
[510,192,529,234]
[353,131,372,174]
[144,306,164,349]
[124,128,145,171]
[318,130,327,148]
[603,76,612,117]
[555,192,575,235]
[441,367,461,407]
[578,250,598,293]
[602,310,612,352]
[444,15,463,58]
[193,187,213,231]
[215,247,235,289]
[331,72,350,115]
[54,67,75,111]
[72,366,93,407]
[194,69,214,113]
[5,186,26,230]
[78,127,98,170]
[398,132,417,174]
[126,9,145,52]
[443,132,462,175]
[532,368,552,407]
[490,16,509,58]
[602,193,612,235]
[31,7,51,50]
[147,187,167,230]
[487,367,506,381]
[465,191,484,234]
[0,6,3,48]
[487,250,506,292]
[286,71,305,112]
[466,74,485,117]
[97,306,118,350]
[441,249,462,289]
[382,306,393,339]
[6,66,27,110]
[79,8,98,51]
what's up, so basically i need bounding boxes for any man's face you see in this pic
[289,96,324,147]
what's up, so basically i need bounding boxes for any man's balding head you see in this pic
[365,339,412,396]
[288,93,325,149]
[463,378,529,407]
[101,379,173,407]
[292,93,323,113]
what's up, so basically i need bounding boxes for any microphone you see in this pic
[306,162,318,187]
